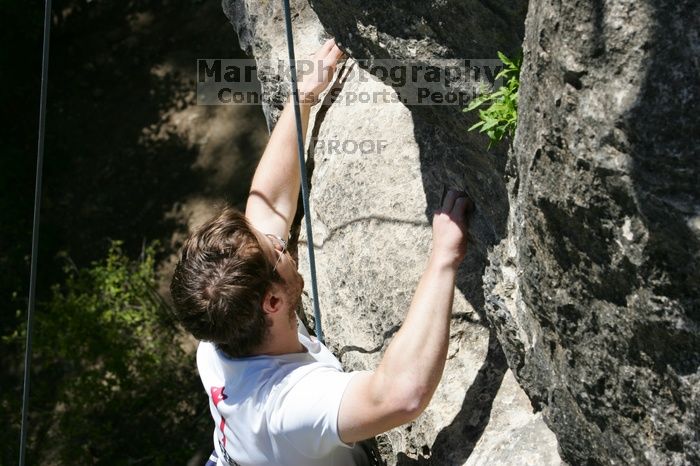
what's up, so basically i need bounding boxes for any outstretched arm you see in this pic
[245,39,344,238]
[338,189,472,443]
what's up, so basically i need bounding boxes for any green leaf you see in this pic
[481,119,500,131]
[468,120,485,131]
[498,51,514,67]
[465,98,485,111]
[497,66,517,80]
[488,88,505,98]
[466,50,521,150]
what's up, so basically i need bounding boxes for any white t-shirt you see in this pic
[196,324,370,466]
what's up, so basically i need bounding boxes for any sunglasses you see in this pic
[265,234,288,272]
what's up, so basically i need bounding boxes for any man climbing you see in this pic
[170,38,472,466]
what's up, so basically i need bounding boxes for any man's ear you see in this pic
[261,284,284,315]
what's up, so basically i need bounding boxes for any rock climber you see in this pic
[170,38,473,466]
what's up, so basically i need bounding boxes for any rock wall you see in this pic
[223,0,698,464]
[484,0,700,464]
[223,0,562,464]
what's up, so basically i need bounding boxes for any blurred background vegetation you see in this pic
[0,0,268,463]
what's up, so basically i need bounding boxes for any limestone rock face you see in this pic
[484,0,700,464]
[224,0,698,463]
[223,0,562,464]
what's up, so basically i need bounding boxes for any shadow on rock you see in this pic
[304,1,528,463]
[396,331,508,465]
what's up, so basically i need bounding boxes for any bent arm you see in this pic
[245,39,343,238]
[338,254,457,442]
[245,97,311,238]
[338,191,471,443]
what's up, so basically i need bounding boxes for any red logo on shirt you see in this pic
[211,386,229,448]
[211,386,228,406]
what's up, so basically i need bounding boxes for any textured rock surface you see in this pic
[484,0,700,464]
[223,0,563,464]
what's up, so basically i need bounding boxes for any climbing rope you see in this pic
[281,0,325,344]
[20,0,52,464]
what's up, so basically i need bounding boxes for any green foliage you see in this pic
[5,241,209,465]
[464,51,522,149]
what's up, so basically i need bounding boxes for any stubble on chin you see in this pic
[287,290,302,329]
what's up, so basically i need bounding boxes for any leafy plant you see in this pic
[464,51,522,148]
[5,240,210,465]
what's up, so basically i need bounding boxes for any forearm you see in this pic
[376,252,457,411]
[248,95,312,233]
[336,190,469,443]
[245,40,342,236]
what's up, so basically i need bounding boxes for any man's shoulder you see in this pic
[196,340,219,366]
[297,331,347,371]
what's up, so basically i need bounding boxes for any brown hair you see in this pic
[169,205,278,357]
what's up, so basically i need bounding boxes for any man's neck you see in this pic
[253,326,305,356]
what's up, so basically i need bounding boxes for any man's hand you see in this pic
[297,38,345,105]
[431,189,473,268]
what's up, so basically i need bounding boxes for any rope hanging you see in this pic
[20,0,52,463]
[281,0,325,344]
